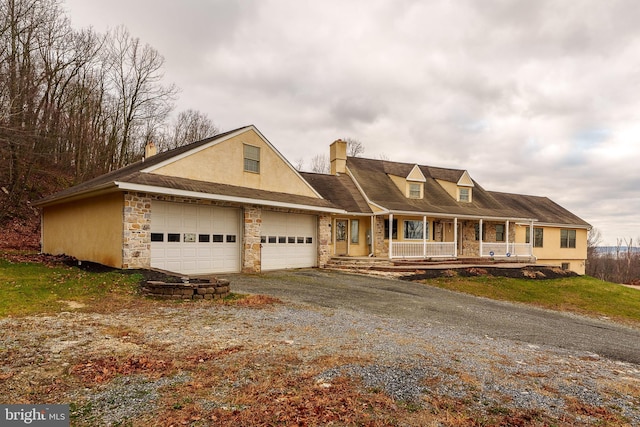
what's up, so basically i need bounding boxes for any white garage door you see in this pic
[150,201,240,274]
[261,211,317,270]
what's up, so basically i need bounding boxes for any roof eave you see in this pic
[114,182,346,214]
[32,182,120,208]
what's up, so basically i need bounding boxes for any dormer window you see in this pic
[409,183,422,198]
[458,187,471,202]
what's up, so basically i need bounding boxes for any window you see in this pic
[404,220,427,240]
[297,237,304,244]
[261,236,267,243]
[213,234,224,242]
[278,236,286,243]
[288,236,296,243]
[409,183,421,198]
[151,233,164,242]
[525,228,544,247]
[459,187,470,202]
[184,233,196,242]
[306,237,313,244]
[351,220,359,244]
[384,219,398,240]
[474,223,486,241]
[268,236,277,243]
[198,234,210,243]
[561,262,570,270]
[335,221,347,242]
[495,224,505,242]
[226,235,237,243]
[560,229,576,248]
[167,233,180,242]
[243,144,260,173]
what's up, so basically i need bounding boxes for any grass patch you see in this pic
[0,256,141,317]
[422,275,640,325]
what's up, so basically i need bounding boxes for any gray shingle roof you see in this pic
[35,127,247,206]
[299,172,372,213]
[345,156,589,226]
[489,191,590,227]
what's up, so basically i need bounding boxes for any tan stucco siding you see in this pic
[152,129,318,198]
[513,225,588,274]
[435,179,457,200]
[42,193,124,268]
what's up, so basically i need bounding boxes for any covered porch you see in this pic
[378,213,536,261]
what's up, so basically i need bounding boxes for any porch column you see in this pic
[453,217,458,258]
[423,215,427,258]
[370,215,375,256]
[479,219,483,257]
[388,213,393,258]
[506,220,510,255]
[529,220,534,256]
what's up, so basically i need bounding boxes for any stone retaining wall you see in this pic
[143,278,231,300]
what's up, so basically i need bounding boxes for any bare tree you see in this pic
[105,26,178,168]
[345,137,365,157]
[293,157,305,171]
[310,154,330,174]
[159,109,219,151]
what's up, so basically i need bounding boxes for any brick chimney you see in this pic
[330,139,347,175]
[144,141,157,158]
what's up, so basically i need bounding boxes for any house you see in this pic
[35,125,591,275]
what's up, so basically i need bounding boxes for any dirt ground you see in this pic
[1,274,640,426]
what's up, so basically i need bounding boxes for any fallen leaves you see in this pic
[70,355,174,385]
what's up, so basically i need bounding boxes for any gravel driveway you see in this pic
[227,269,640,364]
[2,268,639,425]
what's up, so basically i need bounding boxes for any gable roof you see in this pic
[299,172,372,214]
[34,125,343,213]
[344,156,590,226]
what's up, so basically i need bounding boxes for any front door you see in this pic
[335,219,348,255]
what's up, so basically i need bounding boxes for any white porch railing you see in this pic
[391,242,456,258]
[481,243,532,257]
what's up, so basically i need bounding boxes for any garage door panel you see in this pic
[151,201,240,275]
[261,212,317,271]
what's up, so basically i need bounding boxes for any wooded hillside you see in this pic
[0,0,218,242]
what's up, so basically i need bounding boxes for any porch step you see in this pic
[326,257,394,270]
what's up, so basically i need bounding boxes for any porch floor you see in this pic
[327,256,542,273]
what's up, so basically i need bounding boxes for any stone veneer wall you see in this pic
[243,206,262,273]
[317,214,332,267]
[122,192,152,269]
[373,216,388,258]
[122,192,329,272]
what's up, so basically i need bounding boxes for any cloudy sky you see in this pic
[64,0,640,245]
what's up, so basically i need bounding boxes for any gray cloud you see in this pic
[65,0,640,244]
